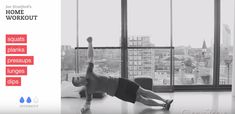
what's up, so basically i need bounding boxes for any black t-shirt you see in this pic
[85,63,119,96]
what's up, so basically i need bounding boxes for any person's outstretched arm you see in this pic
[87,37,94,63]
[86,37,94,76]
[81,37,93,113]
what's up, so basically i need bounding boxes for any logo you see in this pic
[19,96,39,108]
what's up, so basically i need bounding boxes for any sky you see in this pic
[62,0,234,48]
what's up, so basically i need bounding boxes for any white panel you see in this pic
[0,0,61,113]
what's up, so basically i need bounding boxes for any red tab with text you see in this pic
[6,77,21,86]
[6,56,34,65]
[6,34,27,43]
[6,66,27,75]
[6,45,27,54]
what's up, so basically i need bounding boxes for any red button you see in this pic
[6,66,27,75]
[6,45,27,54]
[6,56,34,65]
[6,77,21,86]
[6,34,27,43]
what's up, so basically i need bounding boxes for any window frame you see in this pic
[75,0,231,91]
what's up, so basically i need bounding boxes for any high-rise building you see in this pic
[128,36,155,80]
[202,40,207,57]
[61,45,76,81]
[61,45,73,54]
[222,24,231,48]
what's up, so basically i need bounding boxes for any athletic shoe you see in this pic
[163,99,173,110]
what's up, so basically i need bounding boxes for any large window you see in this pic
[128,48,171,86]
[78,49,121,78]
[127,0,172,86]
[78,0,121,47]
[62,0,233,89]
[173,0,214,85]
[61,0,77,81]
[78,0,121,77]
[61,0,121,81]
[128,0,170,46]
[219,0,234,85]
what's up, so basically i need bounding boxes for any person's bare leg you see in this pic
[136,87,173,110]
[136,94,165,107]
[137,87,168,103]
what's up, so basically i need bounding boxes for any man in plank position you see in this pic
[72,37,173,113]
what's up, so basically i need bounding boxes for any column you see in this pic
[232,0,235,96]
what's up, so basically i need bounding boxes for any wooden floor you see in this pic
[62,92,235,114]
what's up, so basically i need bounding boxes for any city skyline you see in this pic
[61,35,215,85]
[62,36,213,49]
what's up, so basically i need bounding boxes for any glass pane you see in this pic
[128,0,170,47]
[61,0,77,81]
[78,0,121,47]
[61,0,77,47]
[61,45,76,81]
[173,0,214,85]
[128,49,171,86]
[78,49,121,78]
[127,0,171,86]
[219,0,234,85]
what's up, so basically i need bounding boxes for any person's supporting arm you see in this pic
[81,89,93,112]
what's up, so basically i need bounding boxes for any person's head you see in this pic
[72,77,87,87]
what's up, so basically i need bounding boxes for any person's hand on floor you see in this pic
[81,104,90,113]
[81,110,92,114]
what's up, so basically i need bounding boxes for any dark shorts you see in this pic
[115,78,140,103]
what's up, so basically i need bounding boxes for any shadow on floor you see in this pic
[138,108,170,114]
[81,108,169,114]
[81,110,92,114]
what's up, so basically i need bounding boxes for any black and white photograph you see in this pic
[61,0,235,114]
